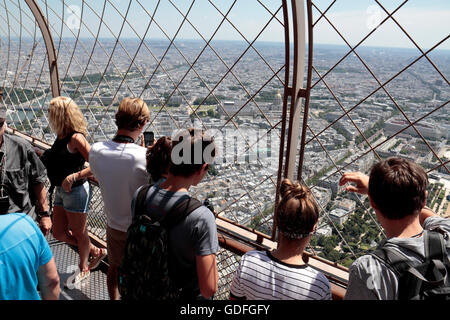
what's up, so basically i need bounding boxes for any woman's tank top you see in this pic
[50,132,86,187]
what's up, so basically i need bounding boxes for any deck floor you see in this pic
[46,236,110,300]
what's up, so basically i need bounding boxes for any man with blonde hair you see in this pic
[89,97,151,300]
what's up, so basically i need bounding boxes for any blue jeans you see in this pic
[53,181,92,213]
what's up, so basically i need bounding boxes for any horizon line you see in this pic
[4,36,450,52]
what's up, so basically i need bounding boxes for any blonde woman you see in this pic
[47,96,106,287]
[230,179,332,300]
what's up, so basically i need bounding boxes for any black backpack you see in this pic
[118,184,203,300]
[371,229,450,300]
[40,147,59,187]
[40,148,58,210]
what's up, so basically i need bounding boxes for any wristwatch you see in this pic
[36,210,51,223]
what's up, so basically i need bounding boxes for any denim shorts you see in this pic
[53,181,92,214]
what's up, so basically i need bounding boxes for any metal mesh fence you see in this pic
[301,0,449,267]
[0,0,293,241]
[0,0,291,299]
[1,0,449,290]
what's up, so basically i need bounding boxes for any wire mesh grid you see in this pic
[214,247,240,300]
[0,0,291,299]
[0,0,290,240]
[0,0,449,289]
[301,0,449,266]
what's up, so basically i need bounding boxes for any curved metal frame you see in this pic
[283,0,314,182]
[3,0,351,298]
[284,1,307,181]
[296,0,314,181]
[3,0,292,241]
[24,0,60,98]
[272,0,314,239]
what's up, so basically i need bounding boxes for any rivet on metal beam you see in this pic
[256,234,264,244]
[298,88,307,98]
[286,87,293,97]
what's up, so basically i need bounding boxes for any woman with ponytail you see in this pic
[229,178,332,300]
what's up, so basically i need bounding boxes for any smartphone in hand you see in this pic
[143,131,154,147]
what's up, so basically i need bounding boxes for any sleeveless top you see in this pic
[50,132,86,187]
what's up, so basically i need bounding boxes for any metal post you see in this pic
[297,0,313,181]
[284,0,307,180]
[24,0,60,98]
[272,0,313,240]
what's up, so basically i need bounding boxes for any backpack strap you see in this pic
[424,230,446,262]
[370,244,412,277]
[133,184,152,220]
[132,184,203,230]
[160,196,203,230]
[371,230,448,286]
[422,230,448,286]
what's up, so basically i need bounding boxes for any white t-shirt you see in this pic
[230,250,332,300]
[89,140,150,232]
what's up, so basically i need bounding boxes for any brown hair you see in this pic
[48,96,87,137]
[276,179,319,240]
[115,97,150,130]
[146,136,172,182]
[369,157,428,220]
[169,128,216,178]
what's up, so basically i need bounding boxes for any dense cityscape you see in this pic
[1,38,449,267]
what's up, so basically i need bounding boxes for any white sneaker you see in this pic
[64,268,90,289]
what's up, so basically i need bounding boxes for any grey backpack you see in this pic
[371,230,450,300]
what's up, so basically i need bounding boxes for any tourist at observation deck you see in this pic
[89,97,151,300]
[46,97,106,288]
[0,212,60,300]
[146,136,172,184]
[230,178,332,300]
[0,105,52,236]
[340,157,450,300]
[127,128,219,300]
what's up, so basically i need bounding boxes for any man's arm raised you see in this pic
[339,172,369,195]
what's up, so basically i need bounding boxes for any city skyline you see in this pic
[2,1,449,50]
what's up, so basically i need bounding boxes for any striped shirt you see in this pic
[230,250,332,300]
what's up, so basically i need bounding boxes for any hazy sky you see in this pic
[2,0,449,50]
[311,0,450,50]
